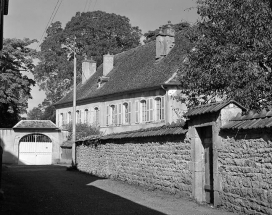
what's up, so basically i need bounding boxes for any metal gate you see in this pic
[19,134,52,165]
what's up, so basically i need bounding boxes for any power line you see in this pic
[36,0,63,50]
[93,0,98,10]
[87,0,93,11]
[83,0,89,12]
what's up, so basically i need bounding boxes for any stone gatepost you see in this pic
[185,101,246,206]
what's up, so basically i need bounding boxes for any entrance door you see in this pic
[19,134,52,165]
[200,126,214,204]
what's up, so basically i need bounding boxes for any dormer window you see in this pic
[97,76,110,88]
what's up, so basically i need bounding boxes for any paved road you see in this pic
[0,165,236,215]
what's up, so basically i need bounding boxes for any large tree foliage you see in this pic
[34,11,142,104]
[0,38,36,127]
[178,0,272,110]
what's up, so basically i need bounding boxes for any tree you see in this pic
[27,101,56,123]
[143,21,190,44]
[27,107,43,120]
[34,11,142,104]
[0,38,36,127]
[64,123,101,141]
[178,0,272,110]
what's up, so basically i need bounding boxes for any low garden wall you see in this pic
[76,135,192,196]
[219,129,272,215]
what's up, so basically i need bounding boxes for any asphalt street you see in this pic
[0,165,236,215]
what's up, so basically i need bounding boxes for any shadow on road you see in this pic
[0,165,165,215]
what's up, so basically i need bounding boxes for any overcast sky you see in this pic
[4,0,198,112]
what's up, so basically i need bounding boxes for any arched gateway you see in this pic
[19,134,53,165]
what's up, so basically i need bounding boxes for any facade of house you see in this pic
[54,23,190,134]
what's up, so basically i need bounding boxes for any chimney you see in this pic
[156,21,175,59]
[103,53,114,76]
[82,58,96,84]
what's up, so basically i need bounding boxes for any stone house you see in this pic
[54,22,191,134]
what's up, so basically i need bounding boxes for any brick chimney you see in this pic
[103,53,114,76]
[156,21,175,59]
[82,58,96,84]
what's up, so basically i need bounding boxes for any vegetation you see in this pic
[178,0,272,110]
[34,11,142,106]
[0,38,36,127]
[63,123,101,141]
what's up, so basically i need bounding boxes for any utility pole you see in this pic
[72,38,77,166]
[0,0,8,50]
[0,0,8,200]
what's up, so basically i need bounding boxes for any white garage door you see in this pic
[19,134,52,165]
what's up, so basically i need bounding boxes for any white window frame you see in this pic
[84,109,89,124]
[155,96,165,121]
[135,101,140,124]
[123,102,131,124]
[94,107,99,127]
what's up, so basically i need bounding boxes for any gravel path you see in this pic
[0,165,236,215]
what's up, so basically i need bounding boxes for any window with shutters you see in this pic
[135,101,140,123]
[84,109,88,124]
[94,107,99,126]
[155,96,165,121]
[60,113,64,126]
[123,102,131,124]
[141,99,154,123]
[141,100,147,122]
[68,112,71,124]
[111,105,118,125]
[76,110,81,124]
[117,103,122,125]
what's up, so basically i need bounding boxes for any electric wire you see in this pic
[36,0,63,50]
[83,0,89,12]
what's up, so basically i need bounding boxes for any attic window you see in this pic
[97,76,110,88]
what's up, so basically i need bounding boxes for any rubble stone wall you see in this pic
[219,130,272,215]
[76,135,192,196]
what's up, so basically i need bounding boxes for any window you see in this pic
[76,110,81,124]
[68,112,71,124]
[111,105,117,125]
[94,107,99,126]
[84,109,88,124]
[123,102,131,124]
[118,103,122,125]
[63,112,67,125]
[141,100,147,122]
[60,113,64,126]
[141,98,154,123]
[135,101,140,123]
[155,97,165,121]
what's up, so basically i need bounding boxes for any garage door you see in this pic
[19,134,52,165]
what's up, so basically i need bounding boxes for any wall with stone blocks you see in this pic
[76,135,192,196]
[219,130,272,215]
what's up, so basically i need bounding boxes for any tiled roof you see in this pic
[99,121,187,140]
[185,100,247,117]
[55,32,192,107]
[13,120,59,129]
[222,110,272,130]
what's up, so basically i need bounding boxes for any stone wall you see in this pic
[219,129,272,215]
[76,135,192,196]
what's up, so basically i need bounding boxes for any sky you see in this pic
[4,0,199,112]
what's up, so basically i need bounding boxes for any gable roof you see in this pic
[55,32,191,107]
[13,120,59,130]
[185,100,247,118]
[222,109,272,130]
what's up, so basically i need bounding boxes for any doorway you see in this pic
[197,126,214,204]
